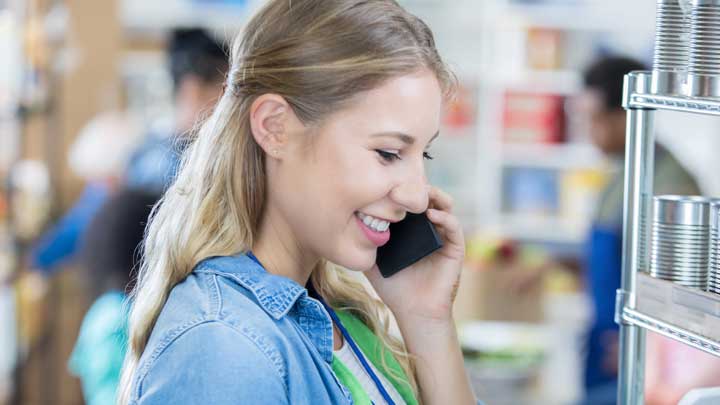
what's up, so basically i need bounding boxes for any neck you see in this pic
[252,205,319,286]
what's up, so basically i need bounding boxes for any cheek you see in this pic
[288,146,366,217]
[292,140,393,225]
[332,153,393,210]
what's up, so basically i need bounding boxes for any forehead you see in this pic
[322,71,443,142]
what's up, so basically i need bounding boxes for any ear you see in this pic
[249,94,294,159]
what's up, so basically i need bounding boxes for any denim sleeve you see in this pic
[135,321,289,404]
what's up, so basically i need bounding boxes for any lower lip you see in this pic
[356,213,391,247]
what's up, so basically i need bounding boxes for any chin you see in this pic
[331,247,377,272]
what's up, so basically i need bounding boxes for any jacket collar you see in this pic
[195,253,308,320]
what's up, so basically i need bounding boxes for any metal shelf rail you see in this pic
[623,309,720,357]
[624,273,720,357]
[630,93,720,116]
[616,70,720,404]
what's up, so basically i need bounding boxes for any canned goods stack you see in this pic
[687,0,720,97]
[709,201,720,292]
[651,0,691,95]
[650,195,711,289]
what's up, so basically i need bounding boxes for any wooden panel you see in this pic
[56,0,121,208]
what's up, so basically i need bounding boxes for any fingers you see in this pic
[428,186,454,213]
[426,208,464,253]
[426,186,461,247]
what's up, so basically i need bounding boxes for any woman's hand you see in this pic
[365,186,476,405]
[365,186,466,326]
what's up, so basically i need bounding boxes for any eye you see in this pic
[376,150,401,162]
[423,151,434,160]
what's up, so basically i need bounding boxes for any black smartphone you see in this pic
[375,212,443,278]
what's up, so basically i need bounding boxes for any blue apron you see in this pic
[584,223,622,390]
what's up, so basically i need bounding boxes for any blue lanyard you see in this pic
[317,297,397,405]
[246,251,263,267]
[245,251,396,405]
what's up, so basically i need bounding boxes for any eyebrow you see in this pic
[371,130,440,146]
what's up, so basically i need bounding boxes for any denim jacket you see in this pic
[129,253,356,404]
[128,253,482,404]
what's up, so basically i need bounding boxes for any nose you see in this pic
[389,169,429,215]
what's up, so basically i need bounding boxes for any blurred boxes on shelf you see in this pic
[503,92,565,143]
[503,167,559,216]
[456,233,584,324]
[499,166,608,243]
[455,262,543,324]
[456,236,543,323]
[559,168,607,223]
[527,28,564,70]
[442,80,477,132]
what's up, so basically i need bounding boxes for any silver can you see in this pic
[650,195,712,289]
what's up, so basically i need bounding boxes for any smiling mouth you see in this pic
[355,211,391,232]
[355,212,391,247]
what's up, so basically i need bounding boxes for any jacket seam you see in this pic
[134,317,211,400]
[134,318,289,400]
[212,274,223,318]
[203,272,219,317]
[194,266,305,320]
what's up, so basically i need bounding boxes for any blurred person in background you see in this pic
[28,111,142,275]
[68,188,159,405]
[124,28,228,193]
[29,28,226,275]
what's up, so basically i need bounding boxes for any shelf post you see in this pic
[617,71,655,405]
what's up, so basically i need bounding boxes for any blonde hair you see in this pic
[118,1,455,403]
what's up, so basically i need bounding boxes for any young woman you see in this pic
[119,1,479,404]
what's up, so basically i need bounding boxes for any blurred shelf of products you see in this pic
[0,6,22,405]
[1,1,73,404]
[121,0,261,35]
[0,0,288,403]
[454,0,656,403]
[475,0,654,251]
[458,232,590,404]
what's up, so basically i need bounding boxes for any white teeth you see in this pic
[357,212,390,232]
[363,215,373,226]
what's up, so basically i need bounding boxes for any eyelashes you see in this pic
[377,150,400,162]
[376,150,434,162]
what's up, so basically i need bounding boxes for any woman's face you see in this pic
[273,70,443,272]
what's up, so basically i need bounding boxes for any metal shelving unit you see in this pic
[616,70,720,404]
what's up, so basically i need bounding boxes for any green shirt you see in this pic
[331,310,417,405]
